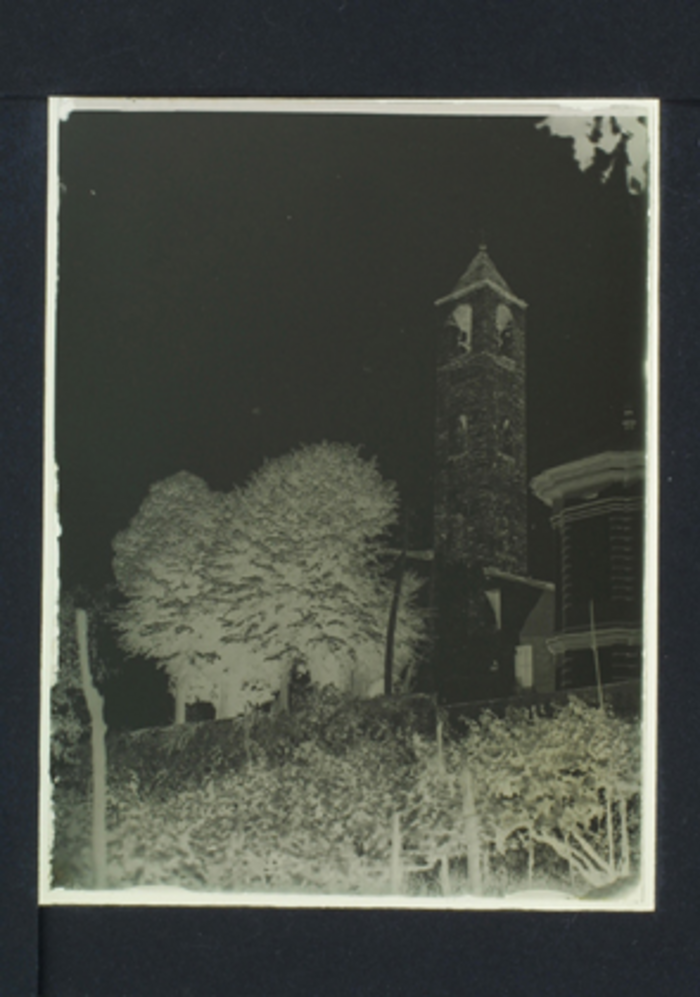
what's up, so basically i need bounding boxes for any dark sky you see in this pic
[54,109,648,588]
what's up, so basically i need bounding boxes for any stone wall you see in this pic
[434,285,527,575]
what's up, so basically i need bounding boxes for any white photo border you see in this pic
[40,96,660,911]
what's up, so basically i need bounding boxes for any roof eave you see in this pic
[434,278,528,310]
[531,450,646,507]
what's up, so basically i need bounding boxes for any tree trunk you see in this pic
[243,709,253,765]
[217,677,229,720]
[440,855,451,897]
[174,679,187,724]
[384,509,409,696]
[76,608,107,890]
[275,662,292,714]
[619,797,630,876]
[436,716,446,776]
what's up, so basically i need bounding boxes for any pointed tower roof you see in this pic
[435,244,527,309]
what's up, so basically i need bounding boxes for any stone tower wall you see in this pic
[434,284,527,575]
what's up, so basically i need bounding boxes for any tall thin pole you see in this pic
[589,599,604,709]
[589,601,615,881]
[384,508,409,696]
[76,608,107,889]
[390,812,403,894]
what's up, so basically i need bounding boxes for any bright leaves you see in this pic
[83,695,642,896]
[537,115,649,195]
[407,698,641,893]
[111,443,426,719]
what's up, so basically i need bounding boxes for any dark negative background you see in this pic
[55,109,646,594]
[53,108,648,725]
[1,6,700,994]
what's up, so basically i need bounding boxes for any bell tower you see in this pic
[433,245,528,575]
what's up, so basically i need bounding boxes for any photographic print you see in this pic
[40,98,658,910]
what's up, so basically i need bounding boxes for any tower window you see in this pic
[496,303,515,358]
[450,303,472,354]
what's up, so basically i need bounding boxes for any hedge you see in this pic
[50,690,642,898]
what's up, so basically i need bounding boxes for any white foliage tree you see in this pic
[112,471,231,722]
[211,442,426,709]
[537,115,649,194]
[112,445,426,722]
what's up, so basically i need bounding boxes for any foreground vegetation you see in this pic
[51,689,641,898]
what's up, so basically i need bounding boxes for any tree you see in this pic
[112,471,230,722]
[210,442,426,711]
[112,445,426,722]
[537,115,649,195]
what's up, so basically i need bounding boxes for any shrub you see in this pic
[52,693,642,897]
[405,698,642,893]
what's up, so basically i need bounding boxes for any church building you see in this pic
[431,246,555,703]
[530,413,644,691]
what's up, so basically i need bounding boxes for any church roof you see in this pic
[435,244,527,309]
[530,449,645,507]
[454,244,512,295]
